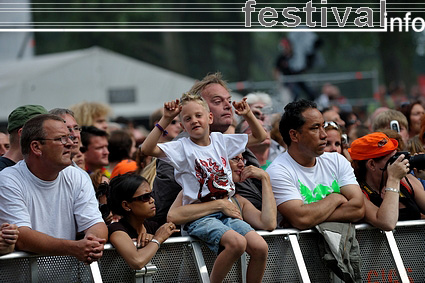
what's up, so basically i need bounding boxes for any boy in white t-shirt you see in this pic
[142,92,268,283]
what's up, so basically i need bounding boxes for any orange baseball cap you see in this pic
[348,132,398,161]
[110,159,138,179]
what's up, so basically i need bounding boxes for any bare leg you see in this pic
[210,230,247,283]
[245,231,268,283]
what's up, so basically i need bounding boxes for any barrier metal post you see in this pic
[135,263,157,283]
[288,233,311,283]
[90,261,103,283]
[240,252,247,283]
[190,241,210,283]
[30,257,38,283]
[384,231,410,283]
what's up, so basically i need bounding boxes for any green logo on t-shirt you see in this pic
[299,179,341,204]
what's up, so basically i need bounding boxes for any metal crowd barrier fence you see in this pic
[0,220,424,282]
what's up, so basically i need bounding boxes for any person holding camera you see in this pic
[349,132,425,231]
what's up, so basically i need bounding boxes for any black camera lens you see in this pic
[387,152,425,171]
[99,203,110,219]
[410,154,425,171]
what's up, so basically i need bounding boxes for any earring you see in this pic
[126,208,131,212]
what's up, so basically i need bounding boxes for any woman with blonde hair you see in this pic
[70,101,111,132]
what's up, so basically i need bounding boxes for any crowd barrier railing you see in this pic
[0,220,424,283]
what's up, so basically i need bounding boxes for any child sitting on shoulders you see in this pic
[141,92,268,283]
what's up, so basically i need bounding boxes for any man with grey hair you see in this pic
[0,114,107,263]
[49,108,83,167]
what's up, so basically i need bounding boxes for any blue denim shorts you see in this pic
[186,212,254,254]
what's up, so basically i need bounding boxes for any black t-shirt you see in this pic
[108,218,159,241]
[0,157,16,172]
[361,181,421,221]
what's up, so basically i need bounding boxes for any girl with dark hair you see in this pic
[107,173,178,269]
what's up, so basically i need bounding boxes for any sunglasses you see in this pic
[324,121,339,129]
[131,192,152,202]
[170,120,179,125]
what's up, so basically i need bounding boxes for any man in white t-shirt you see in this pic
[266,99,365,230]
[0,114,107,264]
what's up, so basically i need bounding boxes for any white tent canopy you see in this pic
[0,46,197,121]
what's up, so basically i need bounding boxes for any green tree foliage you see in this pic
[31,0,423,92]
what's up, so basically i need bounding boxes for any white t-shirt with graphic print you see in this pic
[267,151,358,207]
[158,132,248,206]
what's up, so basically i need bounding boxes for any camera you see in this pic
[99,203,110,219]
[387,151,425,170]
[390,120,400,133]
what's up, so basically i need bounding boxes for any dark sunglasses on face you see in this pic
[170,120,179,125]
[131,192,152,202]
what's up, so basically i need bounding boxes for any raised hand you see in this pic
[232,98,251,117]
[163,99,181,120]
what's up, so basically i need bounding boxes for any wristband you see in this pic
[151,239,161,248]
[385,187,399,194]
[155,123,168,137]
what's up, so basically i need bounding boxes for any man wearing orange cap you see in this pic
[267,99,365,230]
[349,132,425,231]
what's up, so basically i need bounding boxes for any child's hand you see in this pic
[163,99,181,120]
[232,98,250,116]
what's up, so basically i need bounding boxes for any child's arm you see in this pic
[232,98,267,147]
[141,99,180,158]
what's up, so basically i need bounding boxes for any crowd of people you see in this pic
[0,72,425,282]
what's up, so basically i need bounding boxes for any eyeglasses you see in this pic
[68,125,82,133]
[170,120,179,125]
[131,192,152,202]
[36,135,76,145]
[230,156,246,164]
[324,121,339,129]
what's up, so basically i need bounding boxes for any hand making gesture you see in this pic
[232,98,251,117]
[163,99,181,121]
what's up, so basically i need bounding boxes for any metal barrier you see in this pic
[1,220,424,282]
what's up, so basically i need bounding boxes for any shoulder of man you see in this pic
[318,152,349,166]
[61,165,93,185]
